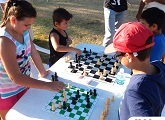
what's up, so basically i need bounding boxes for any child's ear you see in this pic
[152,23,158,31]
[10,16,16,25]
[125,53,133,63]
[55,22,59,26]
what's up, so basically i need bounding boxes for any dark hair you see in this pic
[141,7,165,30]
[136,36,153,61]
[52,7,73,26]
[0,0,37,28]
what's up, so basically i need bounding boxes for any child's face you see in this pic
[12,16,35,34]
[56,19,71,30]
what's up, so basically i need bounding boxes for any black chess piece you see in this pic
[67,106,72,112]
[89,89,92,95]
[54,72,58,81]
[86,97,90,103]
[86,101,91,108]
[51,75,55,82]
[71,97,76,105]
[84,48,87,53]
[90,49,92,54]
[68,62,74,68]
[63,101,67,110]
[76,90,80,98]
[93,89,97,96]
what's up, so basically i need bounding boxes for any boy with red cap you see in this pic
[105,22,165,119]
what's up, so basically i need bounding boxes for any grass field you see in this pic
[0,0,141,63]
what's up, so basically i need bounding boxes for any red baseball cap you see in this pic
[104,22,154,54]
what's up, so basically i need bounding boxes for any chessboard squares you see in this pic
[93,74,100,79]
[105,77,113,83]
[84,62,90,65]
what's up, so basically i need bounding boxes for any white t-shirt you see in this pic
[147,2,165,12]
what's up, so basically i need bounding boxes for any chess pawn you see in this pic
[83,71,87,76]
[97,69,100,75]
[97,58,101,65]
[111,95,114,102]
[51,102,56,111]
[103,69,106,76]
[67,83,71,89]
[113,66,117,72]
[116,61,120,66]
[114,62,117,67]
[58,102,61,109]
[99,73,103,80]
[69,54,72,60]
[110,67,114,74]
[63,91,66,97]
[64,56,67,62]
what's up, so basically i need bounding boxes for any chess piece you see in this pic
[103,69,106,77]
[54,72,58,81]
[97,69,100,75]
[63,101,67,110]
[67,105,72,112]
[110,67,115,75]
[51,75,55,82]
[89,89,92,95]
[68,62,74,68]
[51,102,56,111]
[84,48,87,53]
[64,56,67,62]
[99,73,103,80]
[67,83,71,89]
[76,90,80,98]
[111,95,114,102]
[97,58,101,65]
[93,89,97,96]
[71,97,76,105]
[58,102,61,109]
[86,101,91,108]
[83,67,87,76]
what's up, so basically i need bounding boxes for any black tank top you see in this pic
[49,28,68,65]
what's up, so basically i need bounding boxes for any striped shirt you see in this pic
[0,29,31,99]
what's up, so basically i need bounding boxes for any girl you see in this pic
[0,1,65,119]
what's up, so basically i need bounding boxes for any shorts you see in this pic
[0,88,28,110]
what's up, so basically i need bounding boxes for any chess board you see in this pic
[43,84,100,120]
[63,48,122,84]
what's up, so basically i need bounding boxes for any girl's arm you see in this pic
[0,37,65,92]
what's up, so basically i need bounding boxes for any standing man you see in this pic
[136,0,165,35]
[102,0,127,47]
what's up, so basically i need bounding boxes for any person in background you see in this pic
[105,22,165,119]
[0,1,65,120]
[102,0,127,47]
[140,7,165,62]
[49,7,82,67]
[136,0,165,35]
[0,0,7,11]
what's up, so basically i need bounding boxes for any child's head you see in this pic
[104,22,154,68]
[0,0,37,33]
[140,7,165,32]
[52,7,73,30]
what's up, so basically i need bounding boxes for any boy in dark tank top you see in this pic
[49,8,82,67]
